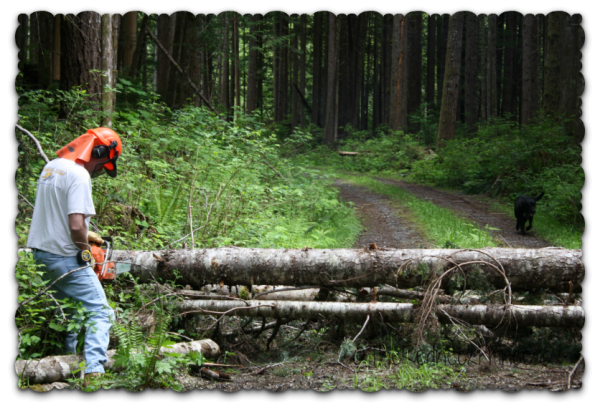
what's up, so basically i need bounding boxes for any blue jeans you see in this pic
[33,249,114,374]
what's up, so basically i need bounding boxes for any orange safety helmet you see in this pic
[56,127,122,177]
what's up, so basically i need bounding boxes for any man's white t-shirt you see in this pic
[27,158,96,256]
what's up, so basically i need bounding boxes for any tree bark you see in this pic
[121,12,137,71]
[16,339,220,385]
[233,13,241,111]
[436,14,449,108]
[389,14,407,131]
[407,12,423,132]
[219,12,230,114]
[300,14,307,128]
[101,14,117,127]
[437,12,465,146]
[372,15,381,131]
[292,16,300,128]
[464,12,478,134]
[323,12,337,147]
[426,14,436,110]
[129,14,148,79]
[382,14,393,125]
[311,12,323,127]
[177,299,584,328]
[111,247,583,292]
[500,12,518,119]
[156,14,171,100]
[487,14,498,120]
[60,12,102,104]
[246,15,260,113]
[521,14,532,124]
[479,14,487,123]
[184,285,350,301]
[51,15,61,82]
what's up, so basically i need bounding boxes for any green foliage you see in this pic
[16,83,361,252]
[408,116,583,229]
[15,252,92,361]
[306,115,582,248]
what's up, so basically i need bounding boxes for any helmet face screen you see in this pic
[91,163,106,178]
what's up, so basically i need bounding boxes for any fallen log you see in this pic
[374,286,581,306]
[176,300,584,328]
[16,339,220,385]
[111,247,583,292]
[181,285,352,301]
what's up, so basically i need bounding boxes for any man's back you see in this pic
[27,158,95,256]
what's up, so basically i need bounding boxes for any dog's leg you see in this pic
[526,216,534,231]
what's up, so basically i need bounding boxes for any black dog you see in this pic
[514,193,544,235]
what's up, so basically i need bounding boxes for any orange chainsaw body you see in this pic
[90,237,115,281]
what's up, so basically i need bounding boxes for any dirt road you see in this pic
[333,177,552,249]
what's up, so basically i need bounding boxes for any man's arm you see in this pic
[69,213,88,251]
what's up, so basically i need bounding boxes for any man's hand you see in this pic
[69,213,89,251]
[88,231,104,245]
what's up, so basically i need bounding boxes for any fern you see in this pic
[153,181,185,226]
[143,310,171,387]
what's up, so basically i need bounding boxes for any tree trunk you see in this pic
[496,14,504,115]
[572,14,585,144]
[487,14,498,120]
[300,14,307,128]
[437,12,464,146]
[514,14,523,124]
[389,14,407,131]
[501,12,518,119]
[323,12,337,147]
[111,16,120,110]
[156,14,171,99]
[184,285,350,302]
[246,15,260,113]
[479,14,487,123]
[333,19,341,141]
[436,14,449,108]
[129,14,148,79]
[355,13,368,131]
[521,14,538,125]
[16,340,220,385]
[219,13,230,114]
[464,12,478,134]
[60,12,102,104]
[121,11,137,71]
[292,17,300,128]
[361,13,372,131]
[101,14,117,127]
[177,299,584,328]
[372,15,380,131]
[382,14,393,125]
[407,12,423,132]
[426,14,436,111]
[233,13,241,111]
[311,12,323,127]
[51,15,61,82]
[111,247,583,293]
[16,14,29,62]
[165,12,186,108]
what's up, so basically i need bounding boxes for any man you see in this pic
[26,127,122,386]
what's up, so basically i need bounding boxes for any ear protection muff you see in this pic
[92,140,118,159]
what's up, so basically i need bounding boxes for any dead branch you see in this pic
[263,160,288,181]
[145,26,220,117]
[16,124,50,163]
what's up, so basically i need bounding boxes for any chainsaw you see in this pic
[88,235,131,282]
